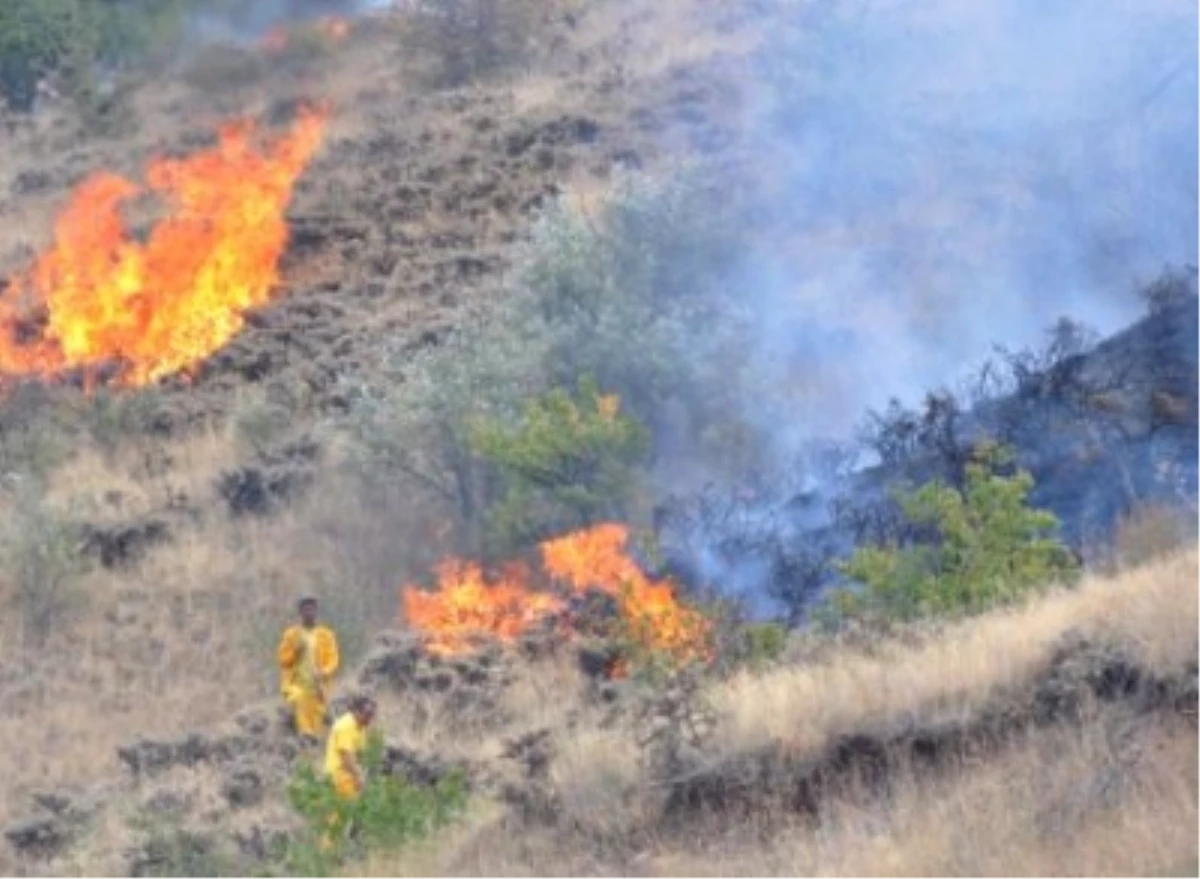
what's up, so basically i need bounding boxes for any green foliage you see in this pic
[468,375,649,553]
[826,444,1080,623]
[737,620,788,669]
[344,169,756,554]
[0,0,188,115]
[284,733,468,876]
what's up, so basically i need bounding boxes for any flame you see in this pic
[258,16,349,53]
[541,524,713,665]
[402,523,712,668]
[0,107,328,388]
[316,16,351,40]
[403,560,565,656]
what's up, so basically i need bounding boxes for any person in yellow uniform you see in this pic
[320,695,377,850]
[324,695,377,801]
[278,596,340,741]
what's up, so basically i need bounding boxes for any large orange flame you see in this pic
[403,561,565,657]
[542,523,713,665]
[0,106,329,388]
[402,523,712,667]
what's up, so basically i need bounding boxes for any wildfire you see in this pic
[402,523,713,667]
[0,107,329,388]
[542,523,713,664]
[403,560,565,657]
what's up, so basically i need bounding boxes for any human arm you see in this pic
[277,627,301,671]
[315,629,340,691]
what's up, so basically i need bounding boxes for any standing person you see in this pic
[325,695,377,801]
[278,596,340,741]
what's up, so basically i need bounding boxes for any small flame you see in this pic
[0,107,329,388]
[258,16,350,53]
[316,16,351,40]
[402,523,712,668]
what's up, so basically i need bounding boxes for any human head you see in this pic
[298,596,318,627]
[350,695,376,727]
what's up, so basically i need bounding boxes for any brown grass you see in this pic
[354,550,1198,877]
[0,1,1194,875]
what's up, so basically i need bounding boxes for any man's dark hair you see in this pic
[350,694,376,713]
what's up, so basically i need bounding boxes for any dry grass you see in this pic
[708,549,1198,758]
[645,717,1197,877]
[353,551,1198,877]
[0,426,447,837]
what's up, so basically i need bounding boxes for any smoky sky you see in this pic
[730,0,1198,444]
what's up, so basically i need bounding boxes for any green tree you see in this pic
[0,0,82,111]
[0,0,190,113]
[468,375,650,554]
[828,444,1079,622]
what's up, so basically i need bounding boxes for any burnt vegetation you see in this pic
[656,267,1199,624]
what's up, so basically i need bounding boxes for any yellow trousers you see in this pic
[284,683,327,737]
[321,772,361,851]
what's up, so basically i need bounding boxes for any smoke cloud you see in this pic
[732,0,1196,440]
[654,0,1198,610]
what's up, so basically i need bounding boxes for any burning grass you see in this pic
[401,523,713,668]
[0,107,329,388]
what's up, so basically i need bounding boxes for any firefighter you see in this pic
[324,694,377,801]
[277,596,340,741]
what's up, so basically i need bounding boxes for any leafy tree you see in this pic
[826,443,1079,622]
[0,0,82,111]
[0,0,190,113]
[342,168,754,555]
[468,375,649,554]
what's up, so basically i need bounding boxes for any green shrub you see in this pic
[469,375,649,553]
[738,620,788,669]
[825,444,1080,623]
[284,733,468,876]
[0,0,188,114]
[343,168,755,555]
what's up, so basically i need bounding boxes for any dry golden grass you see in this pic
[644,717,1197,877]
[351,550,1198,878]
[0,425,445,839]
[708,549,1198,758]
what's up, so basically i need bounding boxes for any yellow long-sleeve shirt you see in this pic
[325,711,369,799]
[278,624,340,695]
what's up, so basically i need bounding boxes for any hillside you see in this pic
[0,0,1196,876]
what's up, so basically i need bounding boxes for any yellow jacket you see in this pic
[324,711,368,779]
[278,624,339,696]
